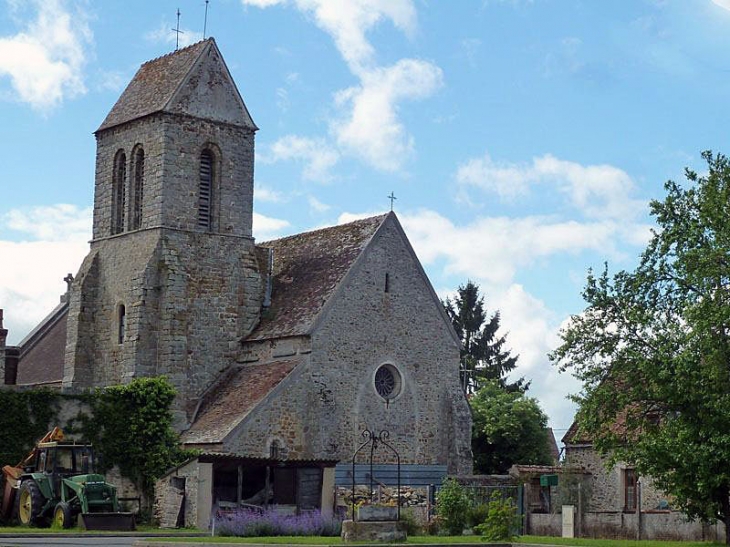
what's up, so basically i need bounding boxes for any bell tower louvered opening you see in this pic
[198,150,213,230]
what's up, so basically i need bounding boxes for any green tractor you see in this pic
[8,431,135,530]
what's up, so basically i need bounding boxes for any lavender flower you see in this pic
[215,507,343,537]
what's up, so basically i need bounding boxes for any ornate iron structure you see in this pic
[350,428,401,521]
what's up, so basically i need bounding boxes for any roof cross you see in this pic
[172,8,184,51]
[387,191,397,211]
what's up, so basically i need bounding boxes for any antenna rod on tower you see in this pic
[203,0,210,39]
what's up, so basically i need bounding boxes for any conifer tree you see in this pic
[444,281,526,394]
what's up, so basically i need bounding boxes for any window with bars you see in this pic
[112,150,126,234]
[198,150,213,229]
[131,148,144,230]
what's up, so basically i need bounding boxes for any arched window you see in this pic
[112,150,127,234]
[198,149,214,229]
[131,147,144,230]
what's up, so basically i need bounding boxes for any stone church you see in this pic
[0,39,472,525]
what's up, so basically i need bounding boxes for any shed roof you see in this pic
[182,358,300,445]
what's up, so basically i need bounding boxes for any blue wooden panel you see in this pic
[334,464,448,487]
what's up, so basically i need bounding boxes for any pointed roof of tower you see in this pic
[98,38,256,132]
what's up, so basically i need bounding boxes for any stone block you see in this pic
[341,519,407,542]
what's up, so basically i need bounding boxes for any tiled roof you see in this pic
[248,213,389,341]
[98,39,211,131]
[562,420,590,444]
[182,358,300,445]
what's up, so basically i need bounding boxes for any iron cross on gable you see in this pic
[387,191,397,211]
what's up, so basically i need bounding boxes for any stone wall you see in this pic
[564,443,671,512]
[154,459,201,528]
[93,114,254,238]
[64,228,263,426]
[529,511,726,541]
[223,216,472,474]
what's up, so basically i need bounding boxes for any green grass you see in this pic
[145,535,727,545]
[516,536,724,547]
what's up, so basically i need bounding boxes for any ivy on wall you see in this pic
[0,389,60,466]
[81,376,195,497]
[0,377,193,500]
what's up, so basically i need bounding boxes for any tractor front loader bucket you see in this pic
[80,511,136,531]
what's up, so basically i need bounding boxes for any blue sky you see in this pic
[2,0,730,438]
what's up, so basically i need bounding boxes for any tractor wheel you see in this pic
[53,501,74,529]
[17,481,47,527]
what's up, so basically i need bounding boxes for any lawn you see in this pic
[145,535,726,545]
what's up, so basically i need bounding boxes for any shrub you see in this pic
[466,503,489,529]
[474,491,522,541]
[400,507,422,535]
[435,478,469,535]
[215,508,342,537]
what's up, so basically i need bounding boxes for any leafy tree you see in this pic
[550,151,730,544]
[471,380,553,474]
[443,281,525,393]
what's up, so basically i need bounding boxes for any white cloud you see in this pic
[401,209,623,286]
[457,152,646,221]
[253,212,290,241]
[263,135,340,181]
[0,204,91,345]
[241,0,439,172]
[332,59,443,171]
[4,204,92,242]
[711,0,730,11]
[241,0,416,70]
[0,0,91,111]
[255,184,285,203]
[145,22,203,49]
[308,196,330,213]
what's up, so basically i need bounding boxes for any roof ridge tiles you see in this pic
[140,37,213,67]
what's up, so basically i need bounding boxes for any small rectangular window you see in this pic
[385,273,390,293]
[624,469,637,512]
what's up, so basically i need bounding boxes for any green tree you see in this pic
[443,281,525,393]
[550,151,730,544]
[471,380,553,474]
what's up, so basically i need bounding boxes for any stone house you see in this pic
[555,422,726,541]
[0,38,472,526]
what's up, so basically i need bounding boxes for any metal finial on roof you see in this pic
[203,0,210,39]
[172,8,184,51]
[387,191,397,211]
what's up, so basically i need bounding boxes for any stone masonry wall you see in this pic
[224,217,473,474]
[564,444,669,512]
[65,228,263,427]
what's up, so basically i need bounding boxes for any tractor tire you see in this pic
[53,501,74,529]
[17,481,47,527]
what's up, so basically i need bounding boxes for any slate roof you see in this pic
[182,358,300,445]
[248,213,389,341]
[99,40,210,131]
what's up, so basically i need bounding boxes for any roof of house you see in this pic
[562,420,590,444]
[98,38,255,132]
[182,358,301,445]
[248,213,389,341]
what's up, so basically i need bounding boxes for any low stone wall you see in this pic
[528,511,726,541]
[336,485,429,508]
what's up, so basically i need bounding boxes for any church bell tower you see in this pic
[64,39,264,426]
